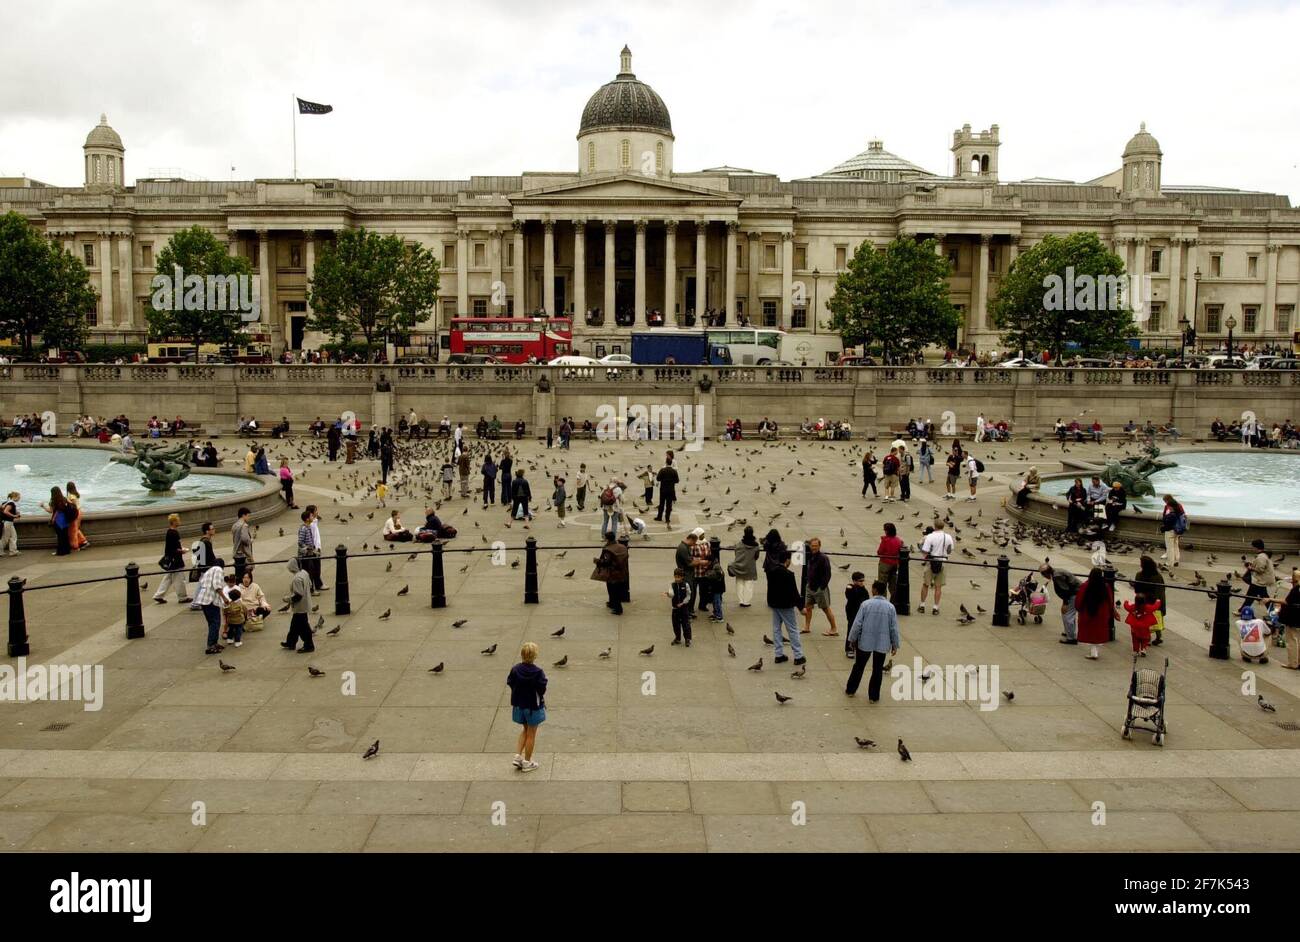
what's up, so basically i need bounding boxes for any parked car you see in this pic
[1207,355,1248,369]
[446,353,500,365]
[997,357,1048,369]
[548,355,599,366]
[598,353,632,366]
[1265,357,1300,370]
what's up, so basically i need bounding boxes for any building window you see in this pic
[655,142,664,177]
[472,298,488,315]
[1149,248,1162,273]
[473,242,486,267]
[763,244,777,269]
[251,242,260,267]
[290,243,302,268]
[442,299,458,320]
[1277,305,1293,334]
[287,300,307,314]
[1247,255,1258,278]
[1210,254,1222,277]
[792,304,807,330]
[506,242,514,268]
[88,299,98,327]
[947,248,959,270]
[141,243,153,268]
[737,244,746,270]
[761,300,777,327]
[794,245,807,271]
[620,139,630,168]
[506,298,515,316]
[1243,306,1258,333]
[1146,302,1162,332]
[587,141,596,172]
[83,244,94,266]
[1206,304,1222,334]
[835,246,847,270]
[443,244,456,269]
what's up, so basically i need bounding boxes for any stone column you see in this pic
[257,230,272,332]
[512,220,525,315]
[1264,243,1279,332]
[304,231,316,319]
[99,233,114,327]
[1008,235,1020,267]
[695,221,707,317]
[573,220,586,320]
[1132,237,1147,325]
[542,220,555,316]
[725,221,738,318]
[62,233,74,256]
[780,232,794,328]
[664,219,678,324]
[117,232,133,329]
[1182,238,1199,330]
[974,234,990,330]
[490,228,504,312]
[748,231,762,320]
[934,232,947,257]
[634,220,647,326]
[603,221,616,324]
[1167,236,1182,326]
[457,228,470,316]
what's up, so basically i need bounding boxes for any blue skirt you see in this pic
[512,705,546,726]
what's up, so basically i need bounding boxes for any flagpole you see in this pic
[291,93,297,180]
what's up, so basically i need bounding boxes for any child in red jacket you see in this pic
[1124,593,1158,656]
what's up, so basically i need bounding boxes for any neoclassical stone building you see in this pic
[3,47,1298,355]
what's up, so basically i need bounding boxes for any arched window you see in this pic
[655,141,664,176]
[587,140,596,172]
[620,139,630,168]
[969,156,981,174]
[980,154,990,173]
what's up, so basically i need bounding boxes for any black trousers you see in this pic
[381,460,392,484]
[482,478,495,504]
[234,555,247,583]
[656,494,674,521]
[846,649,888,700]
[672,608,692,641]
[285,612,314,651]
[900,475,911,500]
[606,582,623,614]
[862,474,876,496]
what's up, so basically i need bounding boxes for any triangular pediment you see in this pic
[509,173,741,207]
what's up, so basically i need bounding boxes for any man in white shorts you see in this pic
[966,454,980,501]
[918,521,954,615]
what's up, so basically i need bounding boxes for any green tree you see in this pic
[990,231,1137,357]
[308,228,440,353]
[0,211,96,356]
[147,225,254,360]
[826,236,960,362]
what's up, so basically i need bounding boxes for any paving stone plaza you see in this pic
[1,433,1296,853]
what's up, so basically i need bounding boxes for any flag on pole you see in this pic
[296,98,333,115]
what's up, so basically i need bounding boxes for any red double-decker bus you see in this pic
[448,317,573,363]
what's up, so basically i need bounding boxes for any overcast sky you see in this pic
[3,0,1298,199]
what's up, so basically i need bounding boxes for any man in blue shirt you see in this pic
[846,581,900,702]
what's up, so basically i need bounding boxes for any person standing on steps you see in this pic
[655,457,679,524]
[845,580,900,701]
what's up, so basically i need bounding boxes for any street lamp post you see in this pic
[812,268,819,333]
[1225,314,1237,359]
[1178,314,1190,364]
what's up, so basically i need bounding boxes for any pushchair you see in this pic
[1122,656,1169,746]
[1009,574,1048,624]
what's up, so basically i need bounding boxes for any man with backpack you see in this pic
[966,454,983,501]
[655,458,679,525]
[599,480,625,539]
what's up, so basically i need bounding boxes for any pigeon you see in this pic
[762,634,774,646]
[428,662,445,673]
[551,626,566,638]
[639,644,655,656]
[379,608,391,620]
[452,619,468,628]
[960,604,972,617]
[563,569,576,578]
[385,561,393,572]
[854,737,876,749]
[969,580,981,589]
[598,648,611,659]
[277,601,292,613]
[553,655,568,667]
[312,604,319,613]
[511,560,520,569]
[308,665,325,677]
[725,622,735,635]
[362,740,380,760]
[219,659,236,672]
[1002,690,1014,702]
[897,739,912,762]
[397,584,409,596]
[774,691,792,704]
[791,665,806,679]
[1258,695,1276,713]
[727,643,736,657]
[314,615,324,630]
[326,624,342,636]
[481,644,498,655]
[748,658,763,672]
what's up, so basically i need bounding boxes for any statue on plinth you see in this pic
[1100,444,1176,498]
[111,440,193,493]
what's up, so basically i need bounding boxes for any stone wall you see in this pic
[4,364,1298,440]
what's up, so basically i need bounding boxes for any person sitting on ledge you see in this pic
[271,417,289,439]
[309,417,326,437]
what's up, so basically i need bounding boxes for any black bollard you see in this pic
[1209,579,1232,660]
[1104,565,1118,642]
[524,537,539,604]
[334,544,351,616]
[430,541,446,609]
[125,562,145,639]
[991,555,1011,627]
[7,576,29,657]
[894,546,911,616]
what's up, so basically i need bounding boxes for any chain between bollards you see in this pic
[991,555,1011,627]
[524,537,539,604]
[7,576,29,657]
[1209,579,1231,659]
[894,546,911,616]
[430,541,446,609]
[334,544,351,615]
[124,562,144,639]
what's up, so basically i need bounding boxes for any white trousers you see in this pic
[736,578,756,606]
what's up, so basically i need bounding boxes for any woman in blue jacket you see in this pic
[507,642,548,772]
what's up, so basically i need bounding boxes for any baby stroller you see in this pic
[1010,574,1048,624]
[1122,656,1169,746]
